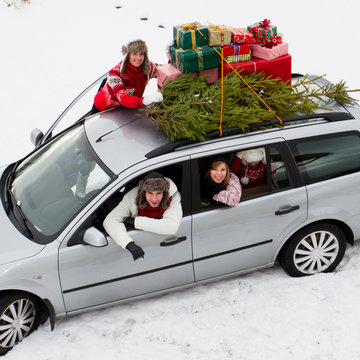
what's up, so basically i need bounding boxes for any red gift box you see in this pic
[248,19,277,40]
[222,43,251,57]
[231,28,254,43]
[252,33,283,45]
[223,54,292,84]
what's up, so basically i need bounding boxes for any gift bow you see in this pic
[259,19,271,27]
[208,24,228,31]
[181,23,199,30]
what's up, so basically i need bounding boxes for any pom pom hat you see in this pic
[135,172,170,209]
[242,149,264,164]
[121,39,150,74]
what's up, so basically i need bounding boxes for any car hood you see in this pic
[0,167,45,265]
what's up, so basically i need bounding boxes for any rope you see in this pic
[190,24,283,125]
[220,30,224,136]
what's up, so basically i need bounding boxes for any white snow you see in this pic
[1,0,360,359]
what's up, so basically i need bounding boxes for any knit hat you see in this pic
[242,149,264,164]
[121,39,150,74]
[135,172,170,209]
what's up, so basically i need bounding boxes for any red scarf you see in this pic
[137,196,172,219]
[125,63,147,97]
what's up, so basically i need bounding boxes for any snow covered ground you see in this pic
[1,0,360,359]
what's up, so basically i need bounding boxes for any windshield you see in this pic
[10,122,115,241]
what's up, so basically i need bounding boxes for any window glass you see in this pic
[269,145,290,190]
[11,123,115,240]
[291,133,360,184]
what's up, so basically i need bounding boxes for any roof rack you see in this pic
[145,111,354,159]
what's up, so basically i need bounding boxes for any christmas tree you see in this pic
[146,71,358,142]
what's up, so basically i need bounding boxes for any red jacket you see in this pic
[94,60,157,110]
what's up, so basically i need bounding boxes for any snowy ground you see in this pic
[2,0,360,359]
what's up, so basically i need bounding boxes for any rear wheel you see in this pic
[279,223,347,277]
[0,293,40,355]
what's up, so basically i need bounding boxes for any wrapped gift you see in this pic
[222,43,250,57]
[156,63,182,89]
[252,33,283,45]
[173,22,208,50]
[156,64,219,89]
[197,67,219,83]
[208,24,232,46]
[250,42,288,61]
[169,44,221,73]
[231,28,254,43]
[247,19,277,41]
[223,54,292,84]
[225,54,251,63]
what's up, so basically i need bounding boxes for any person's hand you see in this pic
[143,92,163,106]
[123,217,135,230]
[125,242,145,260]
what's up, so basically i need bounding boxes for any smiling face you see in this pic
[209,161,228,184]
[128,51,145,68]
[145,190,164,208]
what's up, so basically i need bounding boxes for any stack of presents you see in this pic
[157,19,291,89]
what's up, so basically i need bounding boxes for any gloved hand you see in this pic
[143,92,163,106]
[125,242,145,261]
[123,217,135,230]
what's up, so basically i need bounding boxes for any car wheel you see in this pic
[0,293,40,355]
[279,223,346,277]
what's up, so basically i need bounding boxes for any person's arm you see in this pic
[103,188,137,249]
[134,191,183,235]
[212,173,242,206]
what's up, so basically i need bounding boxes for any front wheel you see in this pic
[279,223,347,277]
[0,293,40,355]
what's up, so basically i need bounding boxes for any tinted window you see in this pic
[270,145,291,191]
[291,132,360,184]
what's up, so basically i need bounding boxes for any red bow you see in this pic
[259,19,271,27]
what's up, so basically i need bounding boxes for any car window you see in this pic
[91,161,190,234]
[290,132,360,185]
[195,144,292,212]
[269,144,291,191]
[10,123,115,243]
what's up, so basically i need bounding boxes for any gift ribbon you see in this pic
[177,23,199,49]
[174,47,205,72]
[195,48,204,71]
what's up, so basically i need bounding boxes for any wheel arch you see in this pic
[277,218,354,261]
[0,290,56,330]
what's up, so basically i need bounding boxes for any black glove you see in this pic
[125,242,145,261]
[123,217,135,230]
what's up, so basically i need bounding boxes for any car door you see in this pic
[58,161,194,313]
[191,142,308,281]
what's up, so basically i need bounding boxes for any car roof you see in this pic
[84,75,360,175]
[85,107,169,174]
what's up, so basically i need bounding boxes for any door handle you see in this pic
[160,236,187,247]
[275,205,300,216]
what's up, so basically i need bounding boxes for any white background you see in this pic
[1,1,360,359]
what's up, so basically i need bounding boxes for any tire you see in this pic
[279,223,347,277]
[0,293,40,355]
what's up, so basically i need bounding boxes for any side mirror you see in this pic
[83,227,108,247]
[30,128,44,147]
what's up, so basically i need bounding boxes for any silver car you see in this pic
[1,74,360,354]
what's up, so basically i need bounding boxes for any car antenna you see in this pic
[95,117,139,143]
[96,128,120,142]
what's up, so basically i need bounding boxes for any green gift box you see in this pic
[170,44,221,73]
[173,22,209,50]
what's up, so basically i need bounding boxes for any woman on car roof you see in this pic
[93,39,163,112]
